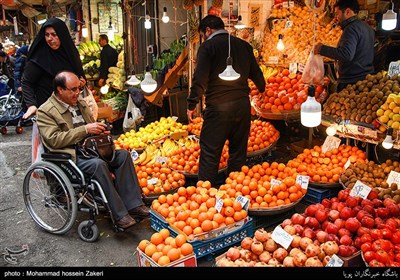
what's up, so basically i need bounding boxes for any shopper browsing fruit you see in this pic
[187,15,266,187]
[314,0,375,92]
[97,34,118,87]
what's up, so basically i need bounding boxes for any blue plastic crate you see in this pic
[182,218,253,260]
[302,186,340,205]
[150,210,170,233]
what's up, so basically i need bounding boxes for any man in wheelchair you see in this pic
[36,70,149,229]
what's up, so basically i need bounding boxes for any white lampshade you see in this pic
[326,125,336,136]
[82,26,88,38]
[100,84,109,94]
[107,27,114,41]
[145,13,151,29]
[382,10,397,30]
[382,128,394,149]
[301,85,321,127]
[126,75,141,86]
[277,34,285,51]
[140,72,157,93]
[162,7,170,23]
[219,65,240,81]
[234,16,246,29]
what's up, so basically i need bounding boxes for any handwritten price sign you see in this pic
[270,178,282,187]
[321,136,341,153]
[215,197,224,213]
[296,175,309,189]
[235,195,250,210]
[350,180,371,199]
[388,61,400,78]
[147,177,158,185]
[271,225,293,249]
[386,170,400,188]
[325,254,344,267]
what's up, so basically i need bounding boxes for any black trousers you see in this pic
[198,98,251,187]
[77,149,144,221]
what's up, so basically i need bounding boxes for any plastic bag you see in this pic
[79,86,98,121]
[31,121,44,164]
[301,51,325,85]
[123,95,143,132]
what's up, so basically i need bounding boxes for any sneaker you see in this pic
[116,214,137,229]
[129,205,150,221]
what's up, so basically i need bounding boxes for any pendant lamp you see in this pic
[140,22,157,94]
[162,7,170,23]
[126,74,141,86]
[382,127,394,149]
[301,85,321,127]
[382,0,397,31]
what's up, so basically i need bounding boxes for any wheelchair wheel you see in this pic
[78,220,99,242]
[23,161,77,235]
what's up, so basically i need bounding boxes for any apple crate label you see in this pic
[271,225,293,249]
[131,150,139,161]
[289,63,297,74]
[344,159,351,170]
[268,56,279,65]
[386,170,400,188]
[325,254,343,267]
[350,180,371,199]
[270,178,282,187]
[321,135,341,153]
[215,197,224,213]
[147,177,158,185]
[296,175,309,189]
[155,156,168,165]
[285,20,293,29]
[388,61,400,78]
[235,195,249,210]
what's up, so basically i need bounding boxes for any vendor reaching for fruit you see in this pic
[187,15,266,187]
[98,34,118,87]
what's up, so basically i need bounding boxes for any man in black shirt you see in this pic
[98,34,118,87]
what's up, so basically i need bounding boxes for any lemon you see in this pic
[379,115,389,123]
[392,121,400,130]
[376,108,384,117]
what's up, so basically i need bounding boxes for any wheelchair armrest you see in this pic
[41,152,72,160]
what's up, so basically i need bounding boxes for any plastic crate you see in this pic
[302,186,341,205]
[150,210,170,233]
[251,208,295,231]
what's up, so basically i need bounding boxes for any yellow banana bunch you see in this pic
[134,150,147,165]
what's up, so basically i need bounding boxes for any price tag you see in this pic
[325,254,344,267]
[171,116,178,121]
[388,60,400,78]
[296,175,309,189]
[215,197,224,213]
[282,1,289,8]
[350,180,371,199]
[235,195,250,210]
[289,63,297,74]
[386,170,400,188]
[271,225,293,249]
[268,56,279,64]
[270,178,282,187]
[288,1,295,7]
[147,177,158,185]
[321,136,341,153]
[155,156,168,164]
[130,150,139,161]
[285,20,293,29]
[344,159,351,170]
[298,63,305,73]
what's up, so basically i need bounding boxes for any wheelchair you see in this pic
[22,150,126,242]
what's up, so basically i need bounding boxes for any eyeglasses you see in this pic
[63,86,81,93]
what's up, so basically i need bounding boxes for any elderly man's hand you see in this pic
[86,122,109,135]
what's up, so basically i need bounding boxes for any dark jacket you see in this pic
[187,31,265,110]
[14,45,29,93]
[319,16,375,85]
[99,44,118,80]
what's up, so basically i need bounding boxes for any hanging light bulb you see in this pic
[107,17,114,41]
[140,67,157,93]
[382,0,397,31]
[277,34,285,51]
[126,74,141,86]
[144,11,151,29]
[219,5,240,81]
[82,25,88,38]
[100,84,109,94]
[301,85,321,127]
[382,127,394,149]
[162,7,170,23]
[326,125,337,136]
[234,15,246,29]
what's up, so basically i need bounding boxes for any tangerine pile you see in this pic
[135,162,186,196]
[151,181,248,240]
[220,162,306,209]
[186,117,203,136]
[248,119,280,153]
[138,228,194,266]
[167,142,229,174]
[286,144,367,183]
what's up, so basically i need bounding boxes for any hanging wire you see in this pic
[228,4,232,60]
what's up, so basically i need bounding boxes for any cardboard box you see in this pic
[136,248,197,267]
[97,101,123,122]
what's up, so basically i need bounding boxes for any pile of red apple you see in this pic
[284,188,400,261]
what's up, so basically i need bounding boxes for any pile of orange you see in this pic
[138,228,194,266]
[135,162,185,196]
[286,144,367,183]
[248,120,280,153]
[220,162,306,209]
[186,117,202,136]
[151,181,248,240]
[167,142,229,174]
